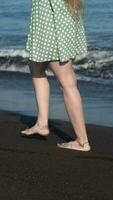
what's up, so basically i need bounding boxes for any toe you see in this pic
[21,129,29,134]
[57,142,71,148]
[57,143,65,147]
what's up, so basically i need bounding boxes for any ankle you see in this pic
[36,120,49,128]
[76,137,90,146]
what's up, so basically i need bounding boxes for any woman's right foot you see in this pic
[21,121,50,136]
[57,139,91,151]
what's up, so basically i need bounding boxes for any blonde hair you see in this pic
[64,0,84,16]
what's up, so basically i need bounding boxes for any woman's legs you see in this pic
[48,59,91,150]
[21,60,50,136]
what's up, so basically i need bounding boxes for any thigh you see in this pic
[48,59,77,87]
[29,60,49,78]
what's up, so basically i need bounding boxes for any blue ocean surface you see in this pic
[0,0,113,127]
[0,0,113,80]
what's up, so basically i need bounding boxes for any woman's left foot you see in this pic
[21,121,50,136]
[57,140,91,151]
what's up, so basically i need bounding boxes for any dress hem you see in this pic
[26,48,88,63]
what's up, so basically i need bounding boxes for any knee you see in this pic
[60,75,78,91]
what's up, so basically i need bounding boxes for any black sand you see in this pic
[0,110,113,200]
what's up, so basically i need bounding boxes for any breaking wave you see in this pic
[0,48,113,83]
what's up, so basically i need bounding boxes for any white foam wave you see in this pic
[0,48,29,58]
[0,48,113,80]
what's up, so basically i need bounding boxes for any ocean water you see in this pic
[0,0,113,127]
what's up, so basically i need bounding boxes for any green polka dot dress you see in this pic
[26,0,88,63]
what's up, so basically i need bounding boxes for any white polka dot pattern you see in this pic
[26,0,88,62]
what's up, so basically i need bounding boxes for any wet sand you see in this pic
[0,110,113,200]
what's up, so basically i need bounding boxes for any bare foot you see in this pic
[57,139,91,151]
[21,122,50,136]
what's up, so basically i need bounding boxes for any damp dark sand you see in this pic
[0,110,113,199]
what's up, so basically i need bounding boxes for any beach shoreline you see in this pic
[0,70,113,128]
